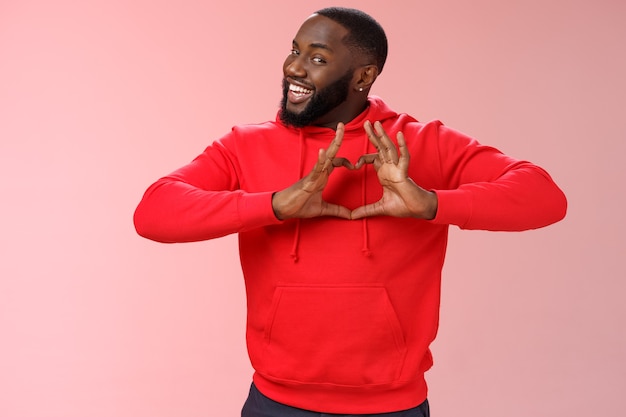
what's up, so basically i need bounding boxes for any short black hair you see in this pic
[315,7,388,73]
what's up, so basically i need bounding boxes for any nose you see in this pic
[283,55,306,78]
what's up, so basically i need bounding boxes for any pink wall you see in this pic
[1,0,624,416]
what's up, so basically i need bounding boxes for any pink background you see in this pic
[1,0,624,416]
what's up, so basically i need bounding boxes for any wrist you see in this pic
[405,178,438,220]
[423,191,438,220]
[271,192,285,220]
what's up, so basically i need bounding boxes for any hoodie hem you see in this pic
[251,372,428,414]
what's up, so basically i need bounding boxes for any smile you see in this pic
[287,81,314,105]
[289,83,313,95]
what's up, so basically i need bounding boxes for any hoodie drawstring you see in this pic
[290,131,305,262]
[290,127,374,262]
[361,133,372,257]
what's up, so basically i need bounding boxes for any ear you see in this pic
[354,65,379,92]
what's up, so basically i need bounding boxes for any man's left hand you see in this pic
[350,120,438,220]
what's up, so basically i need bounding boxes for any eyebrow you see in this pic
[293,39,334,53]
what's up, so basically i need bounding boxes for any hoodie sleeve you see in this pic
[427,122,567,231]
[133,133,281,243]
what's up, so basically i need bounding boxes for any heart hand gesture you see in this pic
[271,121,438,221]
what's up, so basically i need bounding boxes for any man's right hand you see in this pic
[272,123,352,220]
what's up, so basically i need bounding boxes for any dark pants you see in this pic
[241,383,430,417]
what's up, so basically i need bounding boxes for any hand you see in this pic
[350,120,438,220]
[272,123,352,220]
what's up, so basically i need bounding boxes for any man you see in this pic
[134,7,567,417]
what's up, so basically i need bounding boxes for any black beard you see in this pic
[279,69,353,128]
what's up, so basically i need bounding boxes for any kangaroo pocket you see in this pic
[258,284,407,386]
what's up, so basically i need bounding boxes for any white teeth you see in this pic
[289,83,312,94]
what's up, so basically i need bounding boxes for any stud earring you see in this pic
[359,87,364,92]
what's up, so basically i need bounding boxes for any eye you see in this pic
[289,49,299,56]
[312,56,327,64]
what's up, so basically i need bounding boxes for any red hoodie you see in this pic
[134,97,567,414]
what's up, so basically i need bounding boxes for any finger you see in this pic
[325,122,345,160]
[316,148,328,172]
[365,120,395,163]
[374,121,399,164]
[363,120,383,150]
[354,153,378,169]
[311,148,334,182]
[322,202,352,219]
[320,122,345,172]
[333,157,355,169]
[364,120,389,166]
[350,201,385,220]
[396,131,410,169]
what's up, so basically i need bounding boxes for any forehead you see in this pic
[293,14,350,52]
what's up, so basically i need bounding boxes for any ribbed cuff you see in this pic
[429,189,472,228]
[237,191,283,230]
